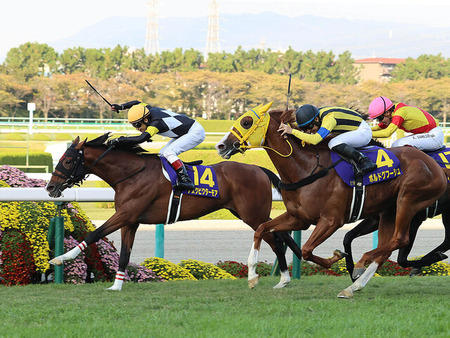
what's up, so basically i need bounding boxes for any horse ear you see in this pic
[76,138,88,150]
[256,101,273,115]
[73,136,80,144]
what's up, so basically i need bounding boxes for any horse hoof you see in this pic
[273,280,290,289]
[333,249,348,259]
[409,268,421,277]
[437,252,448,260]
[352,267,366,280]
[49,258,62,266]
[248,276,260,289]
[106,286,122,291]
[338,288,354,299]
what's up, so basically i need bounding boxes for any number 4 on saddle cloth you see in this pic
[331,146,403,188]
[160,157,220,198]
[331,145,403,222]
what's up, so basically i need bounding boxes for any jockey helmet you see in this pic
[295,104,320,128]
[368,96,394,119]
[128,104,150,123]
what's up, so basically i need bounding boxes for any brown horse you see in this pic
[46,133,300,290]
[215,102,447,298]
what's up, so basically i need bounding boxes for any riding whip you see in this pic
[286,73,292,111]
[85,80,112,107]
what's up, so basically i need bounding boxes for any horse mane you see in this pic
[270,109,296,125]
[85,133,150,155]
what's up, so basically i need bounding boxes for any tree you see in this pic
[392,54,450,81]
[4,42,58,82]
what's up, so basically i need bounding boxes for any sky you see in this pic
[1,0,449,61]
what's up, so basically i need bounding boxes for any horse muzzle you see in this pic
[46,181,65,198]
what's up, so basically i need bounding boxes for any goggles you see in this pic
[131,121,142,129]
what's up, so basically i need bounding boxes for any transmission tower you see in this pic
[145,0,160,55]
[205,0,221,61]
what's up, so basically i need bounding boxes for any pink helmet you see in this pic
[368,96,394,119]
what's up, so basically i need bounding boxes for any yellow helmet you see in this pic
[128,103,150,123]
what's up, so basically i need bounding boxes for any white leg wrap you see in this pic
[248,246,259,280]
[107,271,126,291]
[338,262,378,298]
[62,241,87,260]
[273,270,291,289]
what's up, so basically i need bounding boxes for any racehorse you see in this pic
[344,188,450,281]
[46,133,300,290]
[215,102,447,298]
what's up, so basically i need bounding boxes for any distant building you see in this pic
[354,57,405,83]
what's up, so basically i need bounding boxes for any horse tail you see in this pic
[258,166,281,194]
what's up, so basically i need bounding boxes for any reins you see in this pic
[54,144,146,188]
[278,158,343,191]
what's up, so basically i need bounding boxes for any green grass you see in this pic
[0,276,449,337]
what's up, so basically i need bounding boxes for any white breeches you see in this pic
[392,126,444,151]
[328,120,372,149]
[159,121,205,164]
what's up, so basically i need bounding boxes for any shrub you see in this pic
[216,260,274,278]
[179,259,236,280]
[142,257,196,281]
[1,229,36,285]
[63,236,87,284]
[216,261,248,278]
[125,262,165,283]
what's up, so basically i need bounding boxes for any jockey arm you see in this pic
[107,132,152,147]
[372,122,398,139]
[290,115,337,145]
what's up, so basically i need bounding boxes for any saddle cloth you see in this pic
[331,145,403,187]
[160,157,220,198]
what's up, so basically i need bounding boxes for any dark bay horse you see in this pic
[215,102,447,298]
[46,133,299,290]
[344,187,450,281]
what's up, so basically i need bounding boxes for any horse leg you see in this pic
[248,212,301,289]
[338,212,395,298]
[397,215,422,268]
[263,232,291,289]
[49,211,135,266]
[108,223,139,291]
[409,209,450,274]
[343,216,379,282]
[301,219,346,269]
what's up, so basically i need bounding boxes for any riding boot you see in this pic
[174,163,195,191]
[331,144,377,175]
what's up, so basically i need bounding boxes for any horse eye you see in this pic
[241,119,252,128]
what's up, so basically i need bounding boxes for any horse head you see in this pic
[46,136,88,198]
[216,101,273,159]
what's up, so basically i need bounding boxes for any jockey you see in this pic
[278,104,377,175]
[368,96,444,151]
[110,101,205,190]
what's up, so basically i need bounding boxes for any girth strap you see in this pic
[166,189,183,224]
[349,173,365,222]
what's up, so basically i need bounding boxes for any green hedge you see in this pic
[0,152,53,173]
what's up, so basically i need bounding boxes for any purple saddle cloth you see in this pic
[161,157,220,198]
[425,147,450,169]
[331,146,403,187]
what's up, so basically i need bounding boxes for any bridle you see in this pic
[230,110,293,158]
[52,144,115,189]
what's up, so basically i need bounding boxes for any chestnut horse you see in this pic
[46,133,300,290]
[215,102,447,298]
[344,183,450,281]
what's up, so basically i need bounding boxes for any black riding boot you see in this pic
[174,164,195,191]
[332,144,377,175]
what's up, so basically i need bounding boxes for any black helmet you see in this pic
[295,104,319,127]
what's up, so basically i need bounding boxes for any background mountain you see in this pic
[51,12,450,59]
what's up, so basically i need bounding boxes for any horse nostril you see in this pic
[216,143,224,150]
[46,184,54,192]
